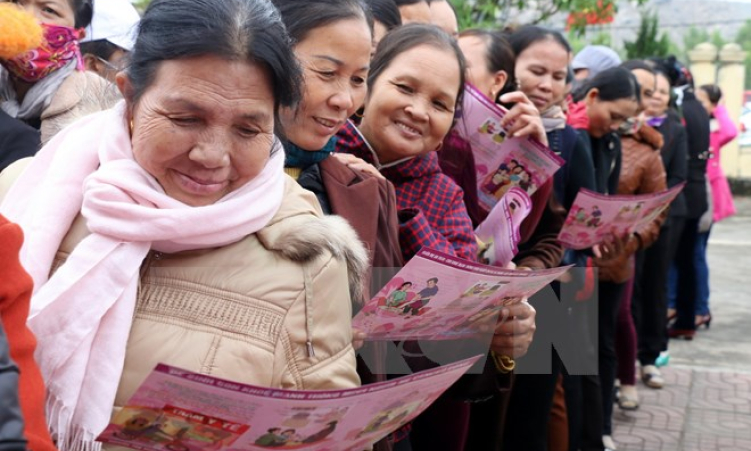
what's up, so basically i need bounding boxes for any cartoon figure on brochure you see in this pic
[253,422,338,448]
[480,159,535,201]
[370,277,440,317]
[477,117,507,143]
[107,406,246,451]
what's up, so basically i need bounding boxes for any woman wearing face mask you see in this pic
[567,66,642,451]
[1,0,116,145]
[337,24,536,451]
[605,60,667,436]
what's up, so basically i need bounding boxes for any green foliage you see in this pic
[623,11,673,59]
[736,20,751,89]
[449,0,646,33]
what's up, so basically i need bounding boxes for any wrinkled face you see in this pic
[360,44,460,164]
[514,39,570,112]
[630,68,656,111]
[429,1,458,37]
[646,73,671,117]
[585,89,639,138]
[280,18,371,151]
[121,55,276,206]
[9,0,75,27]
[398,2,430,24]
[458,35,504,101]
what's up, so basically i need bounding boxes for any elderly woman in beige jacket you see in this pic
[0,1,364,451]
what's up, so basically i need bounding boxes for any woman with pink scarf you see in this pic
[0,1,365,451]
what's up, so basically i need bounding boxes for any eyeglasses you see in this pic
[95,56,123,72]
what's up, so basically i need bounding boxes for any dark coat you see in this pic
[0,109,40,173]
[655,111,689,218]
[577,130,622,196]
[680,91,710,219]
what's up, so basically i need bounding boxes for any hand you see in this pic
[330,153,385,180]
[488,299,536,359]
[352,328,366,350]
[499,92,548,146]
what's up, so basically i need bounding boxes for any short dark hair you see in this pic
[393,0,426,5]
[508,25,571,59]
[427,277,438,283]
[70,0,93,28]
[365,0,402,31]
[458,29,515,103]
[369,24,466,111]
[700,84,723,105]
[127,0,301,116]
[80,39,122,61]
[573,66,641,104]
[621,59,654,74]
[271,0,374,46]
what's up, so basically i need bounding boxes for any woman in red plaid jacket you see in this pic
[337,24,540,451]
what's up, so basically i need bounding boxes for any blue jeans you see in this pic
[667,227,711,316]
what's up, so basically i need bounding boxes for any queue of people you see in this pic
[0,0,738,450]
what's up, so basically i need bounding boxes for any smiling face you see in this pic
[630,68,656,111]
[279,18,371,151]
[359,44,460,164]
[514,39,570,112]
[10,0,75,27]
[646,72,671,117]
[119,55,276,206]
[584,89,639,138]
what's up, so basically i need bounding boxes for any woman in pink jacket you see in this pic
[694,84,738,327]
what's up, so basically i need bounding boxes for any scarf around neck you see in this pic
[284,136,337,169]
[0,101,286,451]
[0,61,75,120]
[540,106,567,132]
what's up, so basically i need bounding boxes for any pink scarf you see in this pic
[0,101,285,451]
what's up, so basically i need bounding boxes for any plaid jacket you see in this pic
[337,121,478,263]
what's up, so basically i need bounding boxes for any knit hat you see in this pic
[81,0,140,51]
[572,45,622,80]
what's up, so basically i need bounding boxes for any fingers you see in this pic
[352,328,366,350]
[500,110,547,144]
[490,330,535,358]
[330,153,385,180]
[499,91,535,107]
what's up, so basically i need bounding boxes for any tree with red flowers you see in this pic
[451,0,647,35]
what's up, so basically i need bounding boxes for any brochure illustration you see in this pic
[558,183,685,250]
[97,357,481,451]
[352,248,570,341]
[453,83,564,211]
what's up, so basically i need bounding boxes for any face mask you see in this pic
[2,23,84,83]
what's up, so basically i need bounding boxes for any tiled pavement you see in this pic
[611,366,751,450]
[609,198,751,451]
